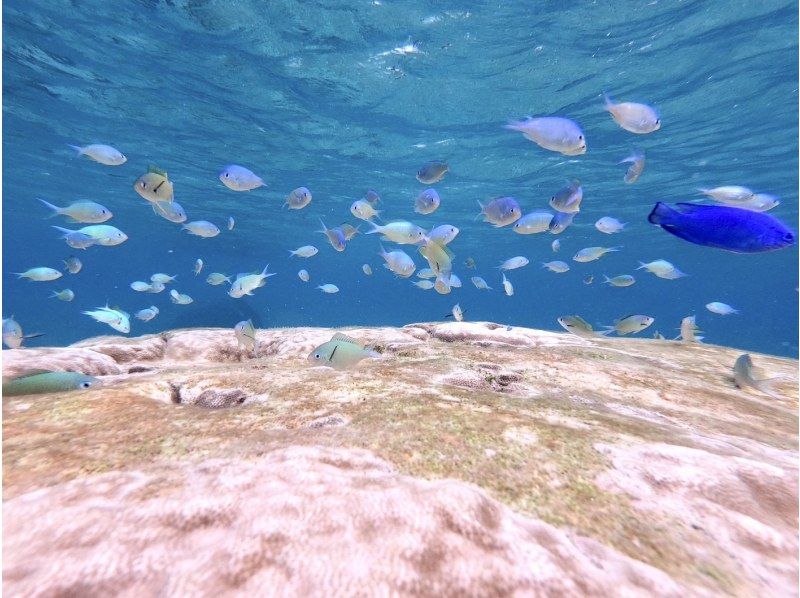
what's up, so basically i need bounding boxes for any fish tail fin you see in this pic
[287,249,296,256]
[317,218,328,234]
[364,221,381,235]
[67,144,84,156]
[602,274,611,284]
[599,326,615,336]
[48,291,59,299]
[51,225,74,237]
[756,376,788,399]
[503,119,524,132]
[647,202,677,226]
[474,200,485,221]
[610,246,623,252]
[636,262,647,270]
[37,198,63,217]
[602,91,615,108]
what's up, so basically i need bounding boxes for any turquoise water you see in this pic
[3,1,798,356]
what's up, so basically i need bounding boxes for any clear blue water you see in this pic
[3,1,798,357]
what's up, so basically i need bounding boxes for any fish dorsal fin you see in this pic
[235,272,250,280]
[614,314,634,324]
[332,332,361,346]
[147,164,168,178]
[12,368,56,380]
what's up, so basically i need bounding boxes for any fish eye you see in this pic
[314,353,321,359]
[783,232,794,242]
[81,381,91,388]
[578,135,583,140]
[139,181,146,188]
[224,172,229,178]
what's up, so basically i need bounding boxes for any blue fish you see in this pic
[648,202,795,253]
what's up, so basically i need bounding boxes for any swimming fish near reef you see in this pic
[152,200,187,223]
[416,161,449,184]
[549,211,576,234]
[549,180,583,214]
[150,273,176,284]
[38,199,112,223]
[170,290,194,305]
[289,245,319,258]
[3,371,100,397]
[414,188,441,215]
[317,284,339,294]
[498,256,529,271]
[427,224,459,246]
[513,211,553,234]
[83,305,130,333]
[501,272,514,296]
[134,166,174,203]
[361,264,372,276]
[298,269,310,282]
[147,282,165,293]
[706,302,738,315]
[2,316,44,349]
[54,225,128,246]
[601,315,654,336]
[602,274,635,287]
[206,273,231,285]
[69,143,126,165]
[285,187,312,210]
[449,303,464,321]
[182,220,220,238]
[595,217,626,234]
[55,229,97,249]
[308,332,380,370]
[603,93,661,134]
[228,216,235,230]
[194,259,204,275]
[234,319,258,357]
[542,260,569,273]
[219,164,264,191]
[677,315,703,343]
[351,200,380,221]
[552,240,561,252]
[621,149,645,183]
[364,189,381,205]
[471,276,492,290]
[366,221,426,245]
[379,245,416,278]
[505,116,586,155]
[573,246,620,263]
[318,218,347,252]
[697,186,754,204]
[557,315,597,338]
[637,259,686,279]
[413,280,434,290]
[15,267,62,282]
[130,281,151,292]
[64,256,82,274]
[228,266,275,298]
[135,306,159,322]
[648,202,795,253]
[733,354,786,399]
[477,197,521,227]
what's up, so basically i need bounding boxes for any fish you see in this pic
[182,221,220,238]
[648,203,795,253]
[130,281,152,292]
[194,259,204,275]
[53,225,127,247]
[557,315,597,338]
[501,273,514,296]
[318,218,347,252]
[285,187,312,210]
[289,245,319,258]
[733,354,786,399]
[706,302,738,315]
[64,256,82,274]
[504,116,586,155]
[677,316,703,343]
[601,315,654,336]
[549,180,583,213]
[206,273,232,285]
[341,224,360,241]
[83,305,130,333]
[595,217,626,234]
[572,247,620,263]
[152,200,187,223]
[513,211,553,234]
[477,197,521,227]
[3,370,100,396]
[135,306,160,322]
[15,267,62,282]
[150,273,177,284]
[416,161,449,184]
[697,186,754,204]
[551,240,561,252]
[433,274,452,295]
[364,189,381,205]
[219,164,264,191]
[147,281,166,294]
[471,276,492,290]
[449,274,462,288]
[542,260,570,273]
[234,319,259,357]
[418,238,454,278]
[603,93,661,134]
[170,290,194,305]
[549,211,576,234]
[361,264,372,276]
[38,198,112,223]
[413,280,434,290]
[653,331,666,340]
[602,274,635,287]
[464,258,476,269]
[228,216,235,230]
[308,332,380,370]
[69,143,126,165]
[451,303,464,322]
[134,167,174,203]
[583,275,593,285]
[621,149,646,183]
[734,194,780,212]
[379,245,416,278]
[298,269,310,282]
[317,284,340,294]
[2,317,44,349]
[350,200,380,221]
[228,266,276,298]
[497,256,529,271]
[636,260,686,279]
[366,221,427,245]
[427,224,459,245]
[414,188,441,214]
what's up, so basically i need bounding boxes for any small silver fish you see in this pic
[285,187,312,210]
[361,264,372,276]
[604,93,661,134]
[513,212,554,235]
[549,180,583,213]
[2,317,44,349]
[416,161,449,184]
[414,188,441,215]
[317,284,339,294]
[68,143,126,166]
[602,274,635,287]
[194,259,204,275]
[135,306,160,322]
[63,256,82,274]
[621,149,645,184]
[498,256,529,271]
[501,273,514,296]
[182,221,220,238]
[228,216,235,230]
[477,197,521,227]
[471,276,492,290]
[542,261,569,273]
[595,217,626,234]
[219,164,265,191]
[573,246,621,263]
[505,116,586,155]
[602,315,654,336]
[298,269,310,282]
[308,332,379,370]
[549,212,576,234]
[289,245,319,258]
[557,315,596,338]
[451,303,464,322]
[206,273,232,285]
[38,199,113,223]
[234,319,259,357]
[733,354,786,399]
[677,315,703,343]
[170,290,194,305]
[152,200,187,223]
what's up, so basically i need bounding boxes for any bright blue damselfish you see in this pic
[648,203,796,253]
[2,2,798,358]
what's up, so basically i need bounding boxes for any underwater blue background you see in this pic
[3,0,798,356]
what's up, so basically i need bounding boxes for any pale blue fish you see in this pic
[427,224,459,245]
[170,290,194,305]
[414,188,441,215]
[206,273,231,285]
[601,315,654,336]
[289,245,319,258]
[477,197,521,227]
[234,319,259,356]
[351,200,380,221]
[15,267,62,282]
[150,273,177,284]
[413,280,435,290]
[513,211,553,234]
[53,224,127,246]
[285,187,312,210]
[504,116,586,155]
[498,256,529,271]
[219,164,264,191]
[542,261,570,273]
[602,274,635,287]
[135,306,160,322]
[38,199,112,223]
[54,228,97,249]
[130,281,152,292]
[228,216,235,230]
[83,305,130,333]
[318,218,346,252]
[182,221,220,238]
[549,180,582,214]
[637,260,686,280]
[3,317,44,349]
[3,371,100,396]
[317,284,339,294]
[552,240,561,252]
[69,143,126,165]
[416,161,449,184]
[471,276,492,290]
[549,212,576,234]
[379,245,416,278]
[64,256,82,273]
[706,302,738,315]
[573,246,621,263]
[621,149,645,184]
[194,259,204,275]
[366,221,427,245]
[603,93,661,134]
[152,200,187,223]
[228,265,275,298]
[298,269,310,282]
[361,264,372,276]
[308,332,379,370]
[595,217,626,234]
